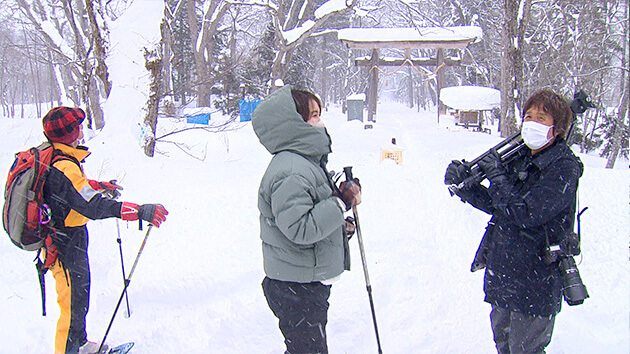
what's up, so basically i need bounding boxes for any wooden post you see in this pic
[436,48,444,123]
[406,48,413,108]
[368,48,379,122]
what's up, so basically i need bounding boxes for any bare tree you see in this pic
[15,0,111,128]
[186,0,231,107]
[258,0,358,93]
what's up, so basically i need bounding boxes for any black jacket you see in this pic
[459,139,583,316]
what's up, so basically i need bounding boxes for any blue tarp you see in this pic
[239,99,261,122]
[186,113,210,125]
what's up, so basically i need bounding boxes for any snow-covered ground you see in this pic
[0,1,628,353]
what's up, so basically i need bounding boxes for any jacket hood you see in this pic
[252,85,331,157]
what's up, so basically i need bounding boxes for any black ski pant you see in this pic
[490,304,556,354]
[262,277,331,354]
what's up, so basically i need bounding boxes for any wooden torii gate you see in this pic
[337,26,482,122]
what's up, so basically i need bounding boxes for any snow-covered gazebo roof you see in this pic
[337,26,483,49]
[440,85,501,111]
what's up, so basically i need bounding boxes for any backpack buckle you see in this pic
[39,204,51,225]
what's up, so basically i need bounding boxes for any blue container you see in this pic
[186,113,210,125]
[239,99,261,122]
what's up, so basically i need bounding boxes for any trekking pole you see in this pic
[116,219,131,318]
[99,225,153,352]
[343,167,383,354]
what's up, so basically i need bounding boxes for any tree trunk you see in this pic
[269,48,291,92]
[161,16,173,99]
[605,2,629,169]
[143,48,164,157]
[500,0,530,137]
[604,108,628,169]
[186,0,208,106]
[86,0,112,97]
[500,0,515,137]
[186,0,230,107]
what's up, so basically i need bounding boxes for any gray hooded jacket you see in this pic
[252,85,350,283]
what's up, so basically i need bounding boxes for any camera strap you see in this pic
[543,225,553,253]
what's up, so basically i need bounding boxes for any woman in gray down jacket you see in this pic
[253,85,361,353]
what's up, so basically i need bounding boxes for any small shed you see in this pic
[439,86,500,132]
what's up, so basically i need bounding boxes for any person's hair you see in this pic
[522,89,573,139]
[291,89,321,122]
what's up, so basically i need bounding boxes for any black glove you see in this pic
[444,160,470,185]
[337,178,361,211]
[478,149,507,184]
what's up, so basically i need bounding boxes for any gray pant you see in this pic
[490,305,556,353]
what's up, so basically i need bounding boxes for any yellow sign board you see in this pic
[381,149,403,164]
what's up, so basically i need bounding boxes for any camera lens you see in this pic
[559,257,589,306]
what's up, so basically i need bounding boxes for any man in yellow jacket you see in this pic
[41,107,168,354]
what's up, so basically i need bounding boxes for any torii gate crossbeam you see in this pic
[338,26,483,123]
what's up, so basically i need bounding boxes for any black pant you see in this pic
[262,277,331,354]
[490,305,555,354]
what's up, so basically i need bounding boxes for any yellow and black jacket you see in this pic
[44,143,123,227]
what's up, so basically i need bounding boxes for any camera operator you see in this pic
[445,89,584,353]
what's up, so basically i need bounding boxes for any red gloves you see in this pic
[121,202,168,227]
[88,179,123,199]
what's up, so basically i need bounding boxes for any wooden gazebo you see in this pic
[337,26,483,122]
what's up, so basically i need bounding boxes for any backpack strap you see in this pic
[34,251,47,316]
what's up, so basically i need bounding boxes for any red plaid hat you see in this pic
[43,107,85,144]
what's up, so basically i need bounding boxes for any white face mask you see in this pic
[521,121,554,150]
[308,120,326,128]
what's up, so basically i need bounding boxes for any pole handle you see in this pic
[343,166,353,181]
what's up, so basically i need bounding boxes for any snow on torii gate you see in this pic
[337,26,483,123]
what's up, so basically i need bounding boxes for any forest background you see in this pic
[0,0,628,167]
